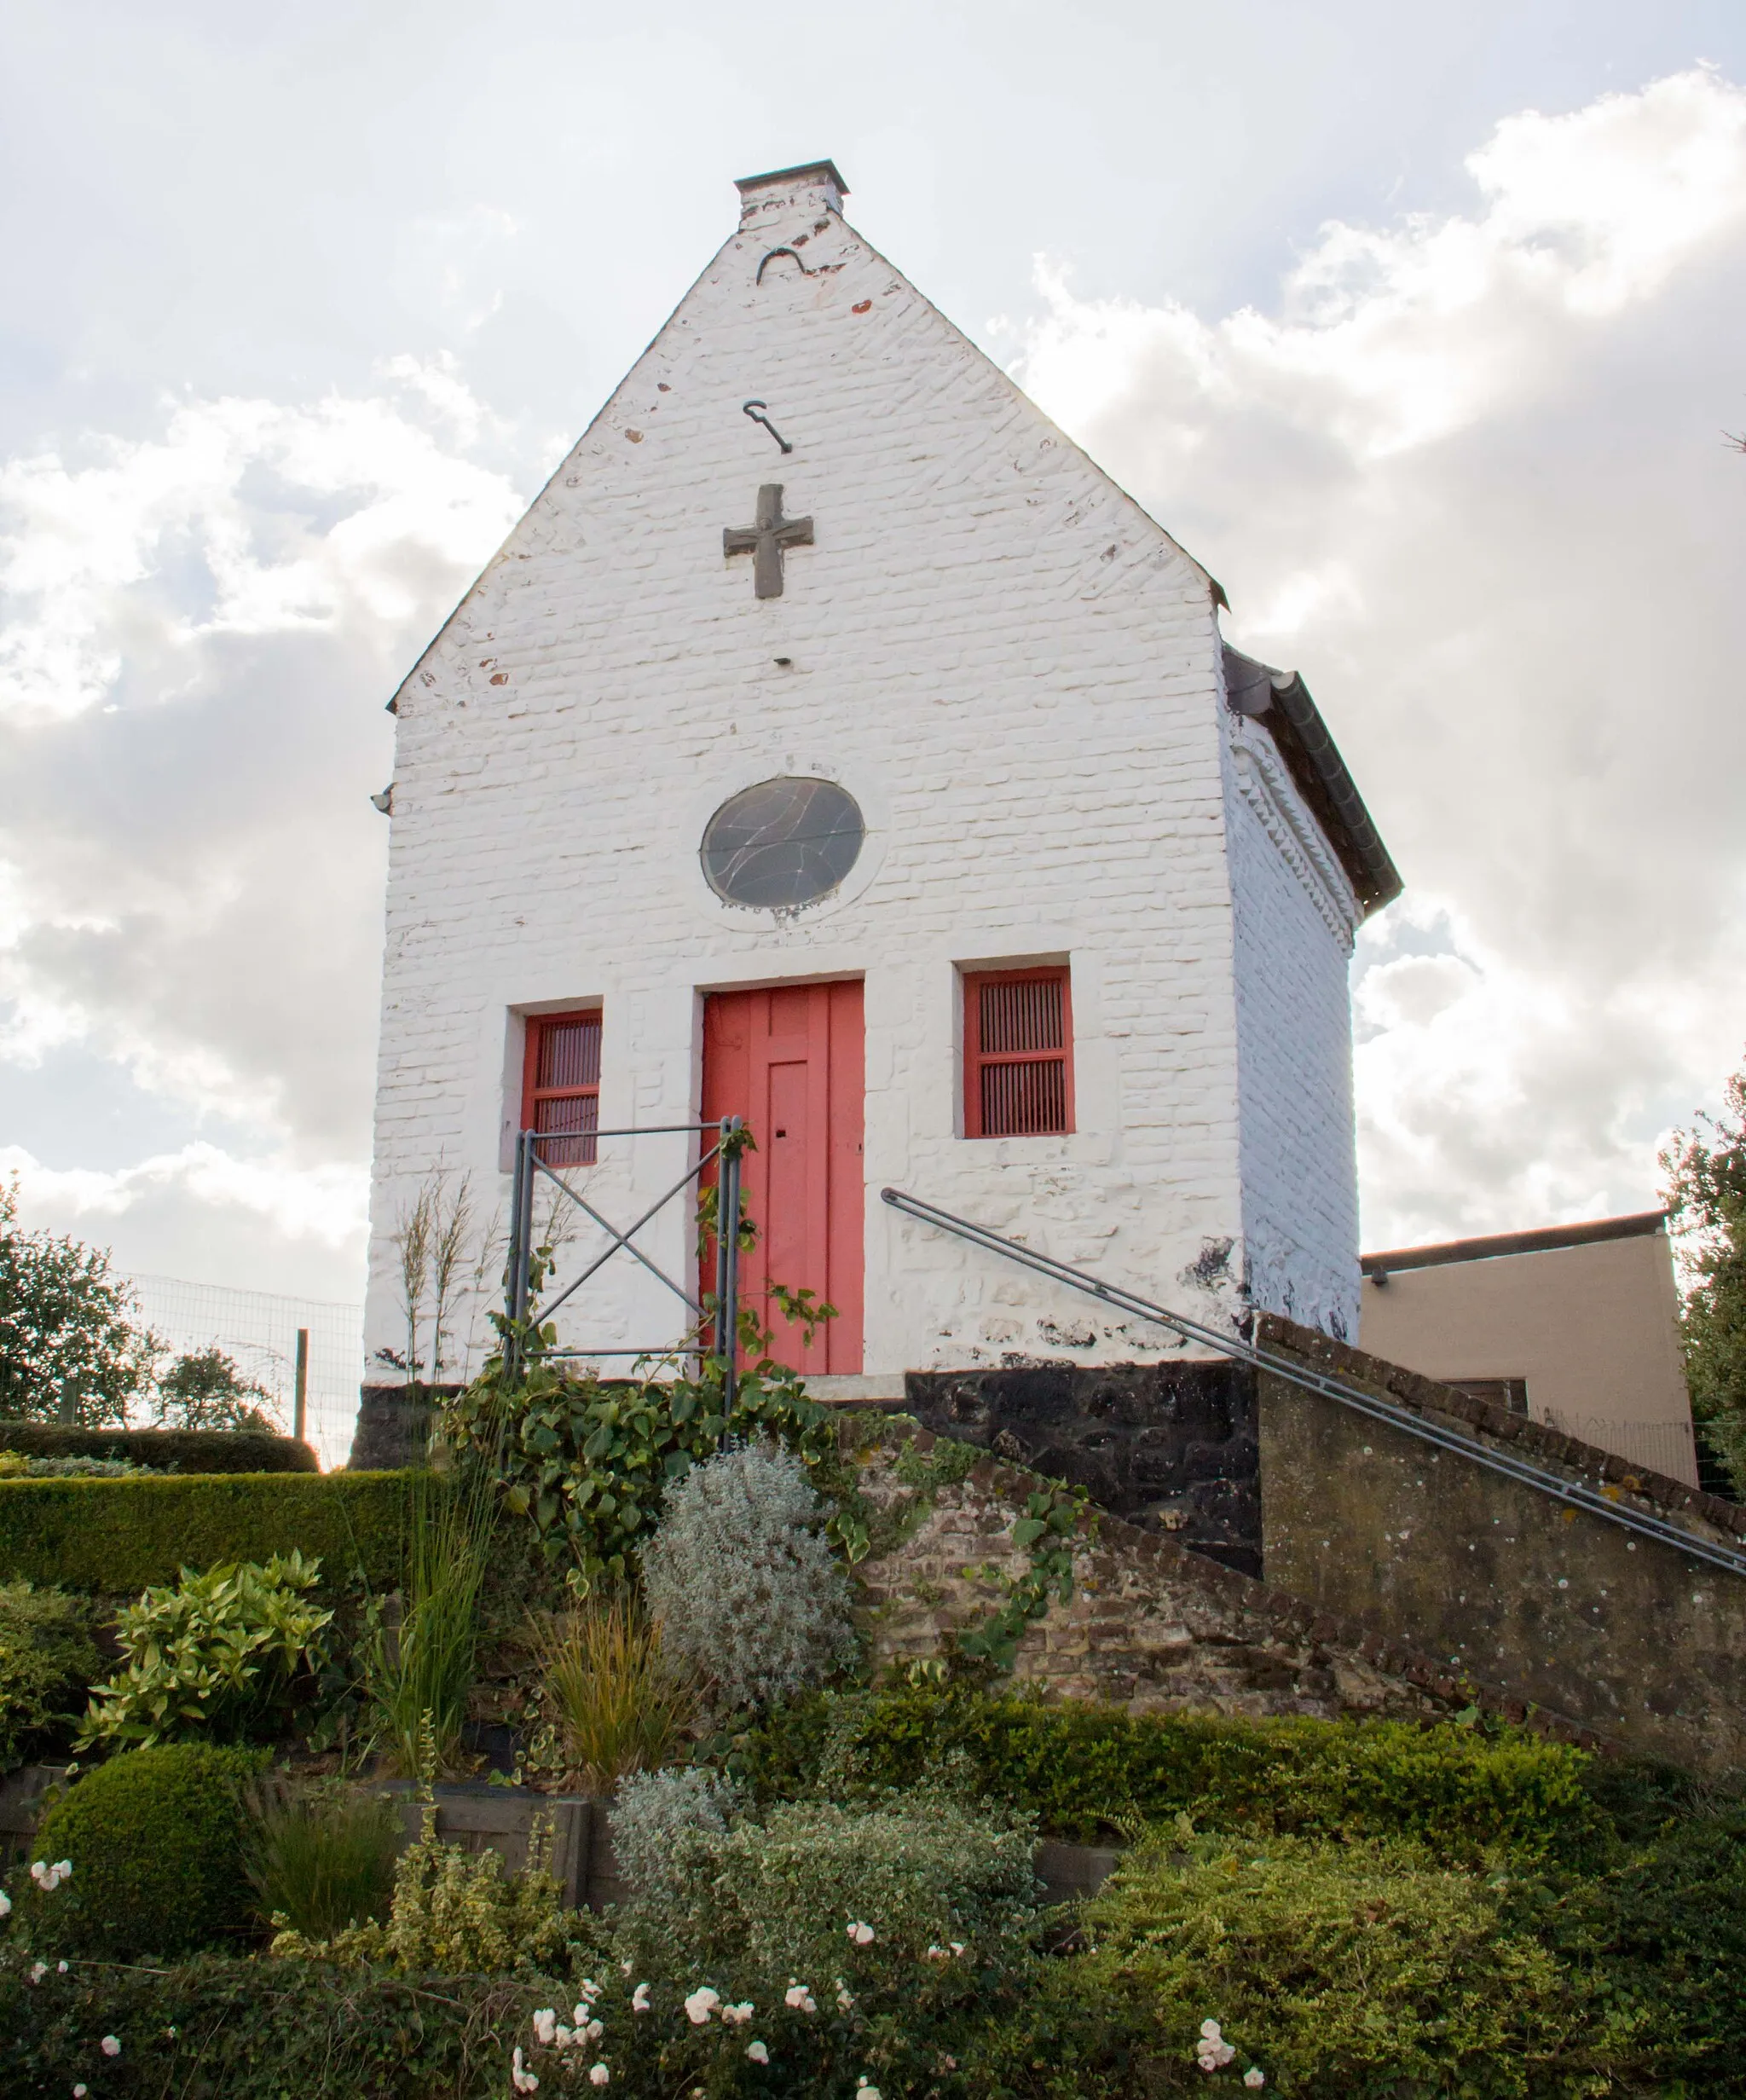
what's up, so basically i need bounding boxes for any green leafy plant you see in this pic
[0,1580,99,1770]
[1029,1825,1599,2098]
[78,1551,333,1751]
[271,1796,575,1975]
[951,1479,1090,1676]
[534,1594,698,1792]
[244,1776,402,1939]
[19,1742,267,1959]
[442,1346,853,1591]
[362,1461,497,1777]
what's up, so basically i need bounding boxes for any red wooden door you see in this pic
[700,981,864,1375]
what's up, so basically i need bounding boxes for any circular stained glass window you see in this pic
[701,776,865,909]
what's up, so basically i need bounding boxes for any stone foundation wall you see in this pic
[847,1420,1541,1731]
[1256,1316,1746,1773]
[902,1361,1259,1576]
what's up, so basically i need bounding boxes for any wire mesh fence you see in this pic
[122,1272,363,1470]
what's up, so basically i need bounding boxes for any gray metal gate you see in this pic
[503,1117,744,1401]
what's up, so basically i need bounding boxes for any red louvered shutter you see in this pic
[521,1010,603,1166]
[963,969,1074,1137]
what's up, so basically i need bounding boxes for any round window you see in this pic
[701,776,865,909]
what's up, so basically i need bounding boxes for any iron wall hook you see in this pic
[742,399,794,455]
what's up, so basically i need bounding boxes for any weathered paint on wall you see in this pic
[1257,1316,1746,1773]
[363,163,1370,1386]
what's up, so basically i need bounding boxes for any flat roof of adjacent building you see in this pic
[1362,1209,1668,1278]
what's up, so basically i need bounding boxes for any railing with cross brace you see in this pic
[503,1119,743,1403]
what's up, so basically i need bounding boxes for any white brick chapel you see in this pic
[359,159,1400,1410]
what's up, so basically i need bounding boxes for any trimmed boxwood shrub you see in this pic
[20,1744,268,1958]
[0,1421,317,1472]
[734,1686,1610,1858]
[0,1472,409,1594]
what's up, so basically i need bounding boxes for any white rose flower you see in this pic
[631,1982,651,2014]
[1200,2021,1223,2041]
[588,2065,610,2087]
[846,1919,875,1946]
[511,2044,539,2093]
[746,2040,770,2064]
[100,2038,121,2058]
[720,2002,754,2026]
[683,1987,720,2026]
[1244,2072,1266,2089]
[532,2010,558,2046]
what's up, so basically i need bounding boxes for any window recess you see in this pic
[521,1010,602,1166]
[963,968,1074,1138]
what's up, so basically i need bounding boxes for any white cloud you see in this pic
[0,1141,367,1247]
[1015,67,1746,1246]
[0,368,523,724]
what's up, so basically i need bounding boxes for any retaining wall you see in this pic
[1256,1316,1746,1773]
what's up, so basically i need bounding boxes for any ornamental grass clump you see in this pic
[535,1595,698,1793]
[363,1460,497,1778]
[243,1777,402,1940]
[641,1438,855,1715]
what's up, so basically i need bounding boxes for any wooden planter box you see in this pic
[384,1784,628,1912]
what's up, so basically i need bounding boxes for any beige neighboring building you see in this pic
[1358,1211,1699,1487]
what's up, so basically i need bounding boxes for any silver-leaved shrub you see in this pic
[640,1440,855,1713]
[626,1792,1040,1980]
[609,1765,745,1900]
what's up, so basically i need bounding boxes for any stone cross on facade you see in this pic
[723,483,814,599]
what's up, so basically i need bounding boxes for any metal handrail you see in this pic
[881,1185,1746,1581]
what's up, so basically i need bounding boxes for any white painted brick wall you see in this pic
[361,168,1364,1382]
[1222,706,1363,1340]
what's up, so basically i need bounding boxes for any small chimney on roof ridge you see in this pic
[735,159,849,225]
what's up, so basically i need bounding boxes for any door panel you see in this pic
[700,980,864,1375]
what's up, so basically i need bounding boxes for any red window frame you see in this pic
[520,1009,603,1166]
[963,967,1074,1138]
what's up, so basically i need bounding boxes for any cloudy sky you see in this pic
[2,0,1743,1304]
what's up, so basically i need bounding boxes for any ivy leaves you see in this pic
[443,1348,847,1590]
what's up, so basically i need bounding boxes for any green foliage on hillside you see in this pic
[1664,1053,1746,1491]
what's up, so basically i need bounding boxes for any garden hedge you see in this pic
[0,1420,317,1473]
[738,1687,1616,1857]
[0,1472,411,1594]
